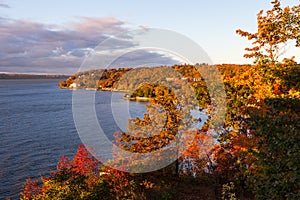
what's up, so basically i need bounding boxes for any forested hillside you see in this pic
[22,0,300,199]
[24,62,300,199]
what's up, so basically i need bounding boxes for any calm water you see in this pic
[0,79,146,199]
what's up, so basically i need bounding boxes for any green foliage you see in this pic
[212,62,300,199]
[246,98,300,199]
[234,2,300,198]
[130,83,156,98]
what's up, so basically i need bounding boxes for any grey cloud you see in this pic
[0,17,180,74]
[111,50,181,68]
[0,3,9,8]
[0,17,126,74]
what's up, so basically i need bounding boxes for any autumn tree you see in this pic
[236,0,300,64]
[24,62,300,199]
[178,126,215,176]
[112,84,183,175]
[21,145,110,200]
[246,98,300,199]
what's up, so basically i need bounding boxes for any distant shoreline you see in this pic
[0,73,70,80]
[61,86,151,102]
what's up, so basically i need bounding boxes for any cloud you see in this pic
[0,17,123,74]
[0,3,10,8]
[0,17,181,74]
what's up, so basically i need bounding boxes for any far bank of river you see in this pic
[61,86,151,102]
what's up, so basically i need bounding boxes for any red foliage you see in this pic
[57,155,71,171]
[21,178,41,198]
[56,144,100,176]
[101,166,132,197]
[71,144,99,175]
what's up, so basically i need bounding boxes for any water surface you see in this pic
[0,79,146,199]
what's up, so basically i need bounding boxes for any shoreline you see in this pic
[60,86,151,102]
[123,96,151,102]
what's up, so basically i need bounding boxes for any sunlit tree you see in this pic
[236,0,300,64]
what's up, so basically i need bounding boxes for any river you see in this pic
[0,79,147,199]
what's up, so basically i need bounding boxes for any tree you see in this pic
[21,145,108,200]
[71,144,99,176]
[236,0,300,64]
[113,84,183,174]
[178,126,215,176]
[246,98,300,199]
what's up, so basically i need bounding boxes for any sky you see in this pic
[0,0,299,74]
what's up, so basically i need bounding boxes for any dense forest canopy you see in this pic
[22,0,300,199]
[35,62,299,199]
